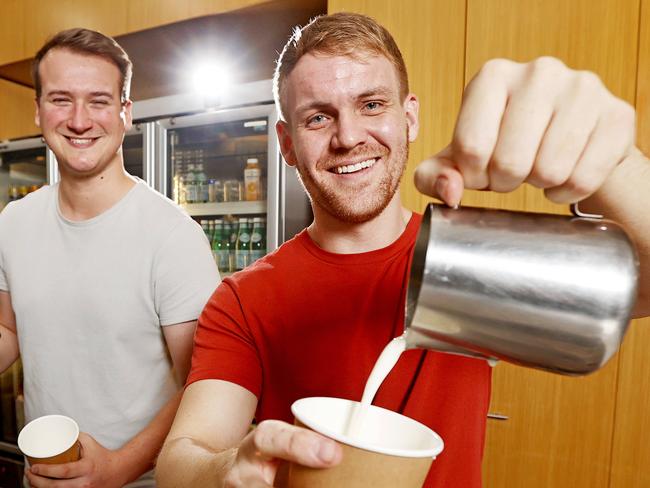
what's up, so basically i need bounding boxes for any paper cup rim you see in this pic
[18,414,79,459]
[291,397,444,458]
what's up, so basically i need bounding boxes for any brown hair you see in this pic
[32,28,132,103]
[273,12,409,121]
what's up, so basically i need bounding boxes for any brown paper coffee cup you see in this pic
[18,415,81,466]
[286,397,443,488]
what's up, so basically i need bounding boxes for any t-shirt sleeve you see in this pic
[0,206,12,292]
[153,216,220,326]
[187,280,263,398]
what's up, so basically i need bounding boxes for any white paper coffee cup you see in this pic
[286,397,444,488]
[18,414,80,466]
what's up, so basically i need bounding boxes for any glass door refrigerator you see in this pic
[153,99,311,276]
[0,136,53,485]
[123,122,156,184]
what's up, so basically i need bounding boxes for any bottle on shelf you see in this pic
[235,217,252,270]
[185,163,197,204]
[212,219,223,270]
[195,162,208,204]
[250,217,266,264]
[200,219,210,243]
[244,157,261,201]
[230,217,239,272]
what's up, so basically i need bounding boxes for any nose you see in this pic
[67,101,93,133]
[331,111,366,150]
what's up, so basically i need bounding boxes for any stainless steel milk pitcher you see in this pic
[404,203,639,375]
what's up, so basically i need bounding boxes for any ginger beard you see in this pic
[295,125,410,224]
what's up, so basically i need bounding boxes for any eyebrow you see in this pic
[44,90,114,98]
[294,86,395,115]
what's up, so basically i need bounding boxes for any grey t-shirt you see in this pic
[0,180,219,486]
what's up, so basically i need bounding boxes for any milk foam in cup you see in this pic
[18,414,81,466]
[287,397,443,488]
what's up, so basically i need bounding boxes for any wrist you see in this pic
[110,446,143,486]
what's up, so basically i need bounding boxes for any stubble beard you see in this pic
[296,135,409,224]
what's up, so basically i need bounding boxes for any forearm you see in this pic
[0,324,19,373]
[113,390,184,484]
[581,148,650,317]
[156,436,236,487]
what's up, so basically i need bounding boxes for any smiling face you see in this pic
[276,53,419,224]
[35,48,132,179]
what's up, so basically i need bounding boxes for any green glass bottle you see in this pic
[235,217,251,270]
[250,217,266,264]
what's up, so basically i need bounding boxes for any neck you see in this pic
[58,160,136,221]
[308,192,412,254]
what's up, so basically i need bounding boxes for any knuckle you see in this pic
[452,138,491,167]
[563,175,599,197]
[531,166,567,187]
[252,422,272,451]
[491,155,529,180]
[574,70,604,92]
[532,56,566,73]
[480,58,514,78]
[610,99,636,128]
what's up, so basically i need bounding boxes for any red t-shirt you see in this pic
[189,213,491,487]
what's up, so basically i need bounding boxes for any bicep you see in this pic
[162,320,197,384]
[168,379,257,451]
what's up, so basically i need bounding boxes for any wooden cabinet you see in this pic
[0,80,39,141]
[0,0,270,66]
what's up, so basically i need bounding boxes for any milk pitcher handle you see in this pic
[570,202,603,219]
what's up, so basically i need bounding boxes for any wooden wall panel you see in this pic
[0,0,26,65]
[127,0,266,32]
[610,319,650,487]
[0,80,39,140]
[327,0,466,214]
[609,1,650,486]
[21,0,129,59]
[464,1,641,487]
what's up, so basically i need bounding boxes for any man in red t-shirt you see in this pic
[155,12,650,488]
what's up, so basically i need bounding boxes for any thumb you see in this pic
[414,145,465,207]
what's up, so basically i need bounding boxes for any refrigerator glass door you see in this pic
[0,138,48,211]
[123,125,145,180]
[157,104,282,274]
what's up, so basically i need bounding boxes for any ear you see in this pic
[34,98,41,128]
[121,100,133,131]
[276,120,297,167]
[404,93,419,143]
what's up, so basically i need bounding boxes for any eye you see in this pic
[363,101,383,112]
[51,98,71,106]
[90,99,110,106]
[306,113,328,128]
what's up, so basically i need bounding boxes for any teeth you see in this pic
[335,158,376,174]
[68,138,94,146]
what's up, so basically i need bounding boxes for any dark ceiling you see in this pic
[0,0,326,101]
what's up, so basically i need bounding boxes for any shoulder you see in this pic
[129,181,201,234]
[0,184,54,228]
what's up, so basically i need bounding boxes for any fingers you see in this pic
[413,146,465,207]
[545,100,635,203]
[242,420,342,468]
[29,458,85,481]
[429,57,635,203]
[451,59,512,190]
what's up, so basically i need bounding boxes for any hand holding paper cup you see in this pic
[287,397,444,488]
[18,414,81,467]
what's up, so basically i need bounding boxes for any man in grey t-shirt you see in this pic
[0,29,219,487]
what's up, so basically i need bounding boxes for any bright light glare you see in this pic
[191,62,231,99]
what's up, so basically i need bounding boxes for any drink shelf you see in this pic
[181,201,267,217]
